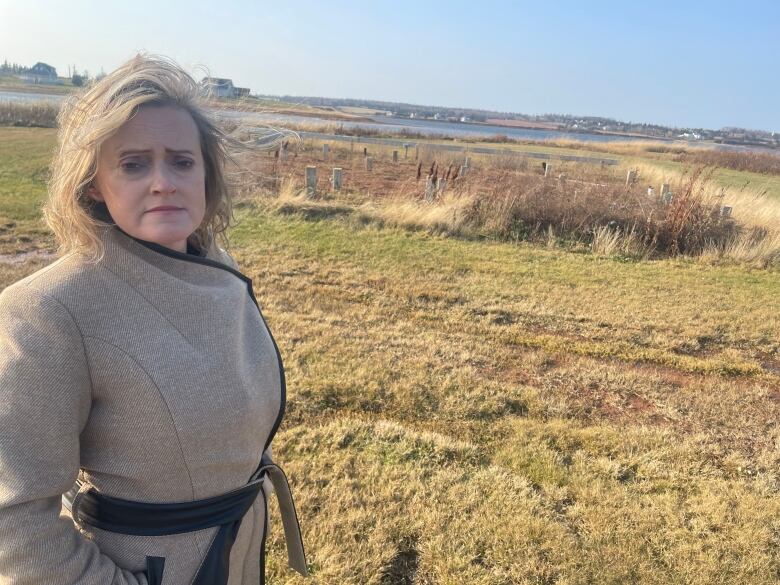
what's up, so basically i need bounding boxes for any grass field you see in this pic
[1,127,779,583]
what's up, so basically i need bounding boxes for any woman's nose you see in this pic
[150,163,177,194]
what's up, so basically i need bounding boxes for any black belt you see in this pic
[63,452,308,584]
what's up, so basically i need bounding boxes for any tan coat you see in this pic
[0,222,300,584]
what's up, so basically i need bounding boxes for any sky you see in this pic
[1,0,778,132]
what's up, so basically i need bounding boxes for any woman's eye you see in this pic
[175,159,194,169]
[120,161,145,172]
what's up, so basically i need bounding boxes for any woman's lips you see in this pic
[146,207,183,213]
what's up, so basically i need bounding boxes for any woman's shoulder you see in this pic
[207,242,240,271]
[0,260,89,346]
[0,252,101,312]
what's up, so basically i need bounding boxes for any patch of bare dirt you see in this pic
[0,249,57,265]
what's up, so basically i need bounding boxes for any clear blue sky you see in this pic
[2,0,778,131]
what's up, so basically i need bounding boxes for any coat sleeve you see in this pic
[0,285,147,585]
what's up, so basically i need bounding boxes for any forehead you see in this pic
[104,105,201,154]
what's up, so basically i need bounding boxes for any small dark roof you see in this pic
[30,62,57,75]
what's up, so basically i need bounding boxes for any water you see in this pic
[2,90,773,154]
[0,90,67,104]
[215,109,650,144]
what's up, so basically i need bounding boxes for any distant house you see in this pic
[20,62,61,84]
[200,77,250,98]
[201,77,235,98]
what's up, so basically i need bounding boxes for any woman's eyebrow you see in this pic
[116,148,195,156]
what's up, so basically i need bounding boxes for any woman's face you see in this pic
[89,105,207,253]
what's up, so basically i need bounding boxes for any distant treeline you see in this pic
[0,61,32,75]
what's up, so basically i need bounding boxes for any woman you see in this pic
[0,55,307,584]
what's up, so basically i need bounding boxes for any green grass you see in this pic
[0,127,57,220]
[0,128,58,258]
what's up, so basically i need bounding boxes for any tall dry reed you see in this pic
[0,101,59,128]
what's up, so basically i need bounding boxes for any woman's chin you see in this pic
[135,228,192,252]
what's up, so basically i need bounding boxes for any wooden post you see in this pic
[544,163,552,177]
[661,183,671,197]
[363,147,368,157]
[425,176,435,201]
[393,150,398,163]
[464,156,471,168]
[626,169,637,186]
[365,157,373,171]
[437,178,447,193]
[323,143,330,160]
[415,146,419,160]
[332,167,343,191]
[305,166,317,197]
[404,143,410,158]
[459,165,468,178]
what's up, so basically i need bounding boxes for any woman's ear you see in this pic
[86,183,104,202]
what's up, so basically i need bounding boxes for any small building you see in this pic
[20,62,61,84]
[200,78,251,98]
[201,77,235,98]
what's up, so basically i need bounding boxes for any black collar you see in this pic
[91,201,263,308]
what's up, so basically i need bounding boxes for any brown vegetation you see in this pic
[232,139,779,266]
[675,148,780,175]
[0,101,59,128]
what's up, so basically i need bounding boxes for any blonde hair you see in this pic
[44,54,233,262]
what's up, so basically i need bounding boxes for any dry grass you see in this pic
[224,212,780,584]
[237,138,779,267]
[465,138,780,179]
[0,100,59,128]
[273,118,780,178]
[676,148,780,176]
[2,127,780,583]
[631,161,780,227]
[590,225,647,258]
